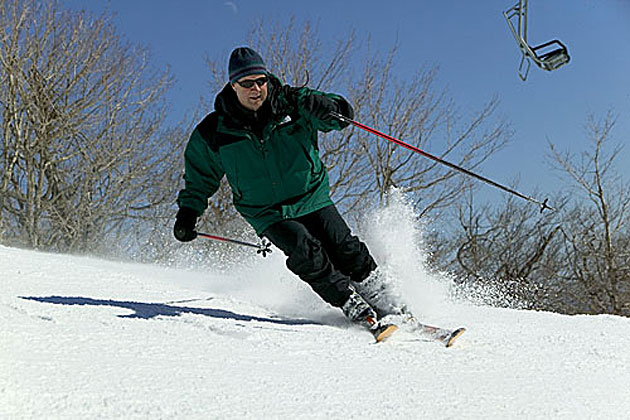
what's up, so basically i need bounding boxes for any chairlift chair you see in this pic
[504,0,570,81]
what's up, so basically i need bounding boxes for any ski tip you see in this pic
[374,324,399,343]
[445,327,466,348]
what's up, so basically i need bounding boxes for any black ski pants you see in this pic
[262,205,377,308]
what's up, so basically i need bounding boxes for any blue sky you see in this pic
[65,0,630,203]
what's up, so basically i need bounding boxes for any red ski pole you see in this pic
[330,111,553,212]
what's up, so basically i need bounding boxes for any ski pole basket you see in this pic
[503,0,570,80]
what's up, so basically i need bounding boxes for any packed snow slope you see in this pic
[3,248,630,419]
[3,199,630,419]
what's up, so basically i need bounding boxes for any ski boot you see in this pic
[352,269,408,319]
[342,289,398,342]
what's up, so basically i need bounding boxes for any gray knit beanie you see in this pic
[228,47,267,83]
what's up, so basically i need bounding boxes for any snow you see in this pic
[3,198,630,418]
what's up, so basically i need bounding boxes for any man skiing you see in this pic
[173,47,403,340]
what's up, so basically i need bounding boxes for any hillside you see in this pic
[2,243,630,419]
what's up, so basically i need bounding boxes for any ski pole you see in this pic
[196,232,273,257]
[330,111,554,212]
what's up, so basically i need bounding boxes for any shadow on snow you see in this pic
[20,296,320,326]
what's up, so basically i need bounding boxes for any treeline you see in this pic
[0,1,187,257]
[431,112,630,317]
[0,1,627,316]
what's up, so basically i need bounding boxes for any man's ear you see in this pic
[231,83,237,92]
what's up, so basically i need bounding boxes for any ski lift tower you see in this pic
[504,0,570,81]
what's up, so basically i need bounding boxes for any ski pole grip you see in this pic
[330,111,351,123]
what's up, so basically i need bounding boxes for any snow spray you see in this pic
[360,188,453,320]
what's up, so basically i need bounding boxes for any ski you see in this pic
[410,322,466,348]
[374,316,466,347]
[372,323,399,343]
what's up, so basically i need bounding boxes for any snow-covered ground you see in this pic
[3,199,630,419]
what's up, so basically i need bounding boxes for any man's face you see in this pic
[231,74,268,111]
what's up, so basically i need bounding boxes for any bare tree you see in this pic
[438,112,630,317]
[342,43,511,220]
[438,190,564,310]
[549,112,630,315]
[247,17,354,90]
[0,0,175,253]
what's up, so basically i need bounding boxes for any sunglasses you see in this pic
[235,76,268,89]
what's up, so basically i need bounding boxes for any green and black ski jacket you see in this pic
[177,74,353,234]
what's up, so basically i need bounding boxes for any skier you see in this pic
[173,47,403,339]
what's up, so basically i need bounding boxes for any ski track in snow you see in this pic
[2,244,630,419]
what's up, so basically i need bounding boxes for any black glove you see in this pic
[303,94,339,121]
[174,207,198,242]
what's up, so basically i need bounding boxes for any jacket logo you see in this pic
[278,115,292,126]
